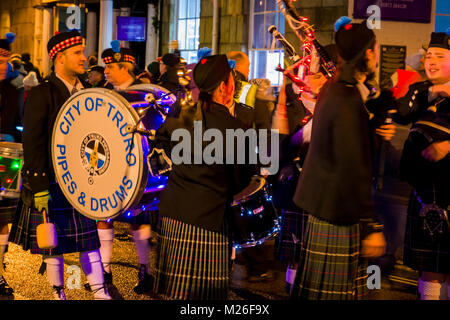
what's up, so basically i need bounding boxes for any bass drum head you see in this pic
[51,88,148,221]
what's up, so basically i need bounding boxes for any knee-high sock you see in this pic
[286,265,297,285]
[418,278,443,300]
[131,227,151,273]
[43,255,64,287]
[80,249,110,299]
[0,234,9,275]
[98,228,114,273]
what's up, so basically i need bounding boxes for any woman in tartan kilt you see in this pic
[291,18,388,300]
[394,31,450,300]
[272,54,329,291]
[152,54,255,299]
[8,31,110,300]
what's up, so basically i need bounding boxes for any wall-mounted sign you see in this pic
[57,5,86,36]
[354,0,432,23]
[116,17,147,42]
[379,45,407,90]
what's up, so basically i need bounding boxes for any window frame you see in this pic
[174,0,201,64]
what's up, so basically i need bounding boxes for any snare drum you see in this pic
[229,176,280,248]
[0,142,23,199]
[51,86,176,221]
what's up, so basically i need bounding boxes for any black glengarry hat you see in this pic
[334,17,376,61]
[193,54,232,93]
[428,29,450,50]
[47,30,83,60]
[102,40,136,65]
[0,33,16,57]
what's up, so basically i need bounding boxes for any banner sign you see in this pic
[354,0,432,23]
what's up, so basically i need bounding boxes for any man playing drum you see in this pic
[9,30,111,300]
[93,42,154,295]
[0,32,21,297]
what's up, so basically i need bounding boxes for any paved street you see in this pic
[1,222,418,301]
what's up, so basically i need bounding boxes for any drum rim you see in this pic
[51,88,148,220]
[0,142,23,158]
[231,175,266,206]
[127,83,177,105]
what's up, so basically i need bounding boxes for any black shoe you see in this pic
[0,276,13,296]
[133,265,154,294]
[85,271,113,291]
[103,271,113,285]
[246,271,274,283]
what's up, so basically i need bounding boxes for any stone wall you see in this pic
[0,0,42,64]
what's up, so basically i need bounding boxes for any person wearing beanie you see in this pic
[395,30,450,300]
[0,32,21,298]
[147,61,160,84]
[86,65,106,88]
[95,41,154,296]
[8,30,111,300]
[152,54,255,299]
[21,52,42,82]
[291,17,386,300]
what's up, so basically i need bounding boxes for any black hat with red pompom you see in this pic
[193,54,232,93]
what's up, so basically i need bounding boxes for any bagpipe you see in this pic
[268,0,337,92]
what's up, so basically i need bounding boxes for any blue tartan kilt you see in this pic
[9,183,100,256]
[291,215,369,300]
[277,209,308,264]
[403,192,450,273]
[0,197,18,225]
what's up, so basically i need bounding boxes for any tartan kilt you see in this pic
[9,183,100,256]
[403,192,450,273]
[277,209,308,264]
[114,209,152,225]
[292,215,369,300]
[154,216,230,300]
[0,197,18,225]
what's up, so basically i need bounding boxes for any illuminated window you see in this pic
[175,0,200,64]
[435,0,450,32]
[249,0,285,87]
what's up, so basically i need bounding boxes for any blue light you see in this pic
[106,219,111,223]
[127,211,132,217]
[16,126,23,132]
[157,184,165,189]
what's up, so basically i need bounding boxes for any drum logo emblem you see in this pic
[80,133,111,180]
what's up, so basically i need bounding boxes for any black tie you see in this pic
[71,79,79,95]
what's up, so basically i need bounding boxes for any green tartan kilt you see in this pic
[154,216,230,300]
[292,215,369,300]
[9,183,100,256]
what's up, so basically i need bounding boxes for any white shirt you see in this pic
[55,73,84,94]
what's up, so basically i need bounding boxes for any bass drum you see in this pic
[51,86,176,221]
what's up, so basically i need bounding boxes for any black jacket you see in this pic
[293,80,375,224]
[22,73,87,194]
[0,80,21,142]
[153,102,255,232]
[395,81,449,206]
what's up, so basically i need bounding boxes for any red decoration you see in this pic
[344,24,353,30]
[201,58,207,65]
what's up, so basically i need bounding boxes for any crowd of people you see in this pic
[0,15,449,301]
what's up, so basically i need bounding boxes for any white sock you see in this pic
[132,227,151,274]
[80,250,111,300]
[418,278,443,300]
[0,233,8,275]
[286,265,297,285]
[98,228,114,273]
[440,281,447,300]
[43,255,64,287]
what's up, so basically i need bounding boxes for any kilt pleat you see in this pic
[292,215,368,300]
[9,183,100,256]
[277,209,308,264]
[403,193,450,273]
[0,197,19,225]
[155,217,229,300]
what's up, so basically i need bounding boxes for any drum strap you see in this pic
[414,121,450,135]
